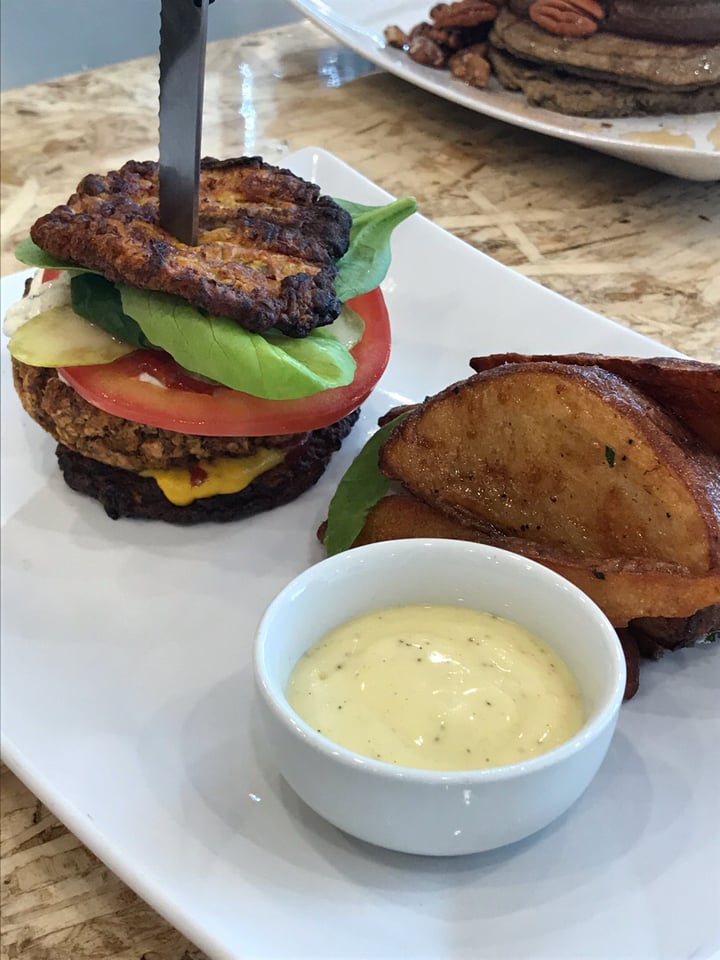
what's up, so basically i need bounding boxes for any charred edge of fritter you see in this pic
[54,409,360,525]
[275,263,343,337]
[119,157,323,202]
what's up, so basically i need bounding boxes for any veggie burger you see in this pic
[5,157,415,523]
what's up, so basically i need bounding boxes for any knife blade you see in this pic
[158,0,212,246]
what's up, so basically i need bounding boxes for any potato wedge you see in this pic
[380,362,720,574]
[354,494,720,626]
[469,354,720,455]
[328,355,720,698]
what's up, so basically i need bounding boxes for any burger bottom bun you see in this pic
[55,409,359,524]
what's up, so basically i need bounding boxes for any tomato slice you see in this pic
[58,289,390,437]
[41,268,63,283]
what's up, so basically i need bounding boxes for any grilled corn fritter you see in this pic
[30,157,352,336]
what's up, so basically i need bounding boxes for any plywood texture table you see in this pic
[1,19,718,960]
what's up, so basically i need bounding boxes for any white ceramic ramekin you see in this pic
[254,539,625,856]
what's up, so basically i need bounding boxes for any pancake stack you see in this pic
[488,0,720,116]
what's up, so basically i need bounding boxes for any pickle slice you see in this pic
[8,306,134,367]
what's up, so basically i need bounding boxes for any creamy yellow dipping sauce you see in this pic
[287,604,585,770]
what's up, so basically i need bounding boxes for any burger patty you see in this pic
[29,157,352,337]
[12,359,313,471]
[56,409,359,524]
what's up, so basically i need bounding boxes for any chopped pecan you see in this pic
[407,20,467,48]
[409,21,433,40]
[430,0,499,28]
[384,24,409,48]
[529,0,605,37]
[449,44,491,86]
[427,25,470,49]
[408,34,448,67]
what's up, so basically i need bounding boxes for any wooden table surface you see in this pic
[1,18,719,960]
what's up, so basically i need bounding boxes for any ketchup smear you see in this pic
[111,349,216,395]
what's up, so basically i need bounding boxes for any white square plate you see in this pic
[2,147,718,960]
[288,0,720,181]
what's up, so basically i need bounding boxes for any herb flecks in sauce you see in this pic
[287,605,585,771]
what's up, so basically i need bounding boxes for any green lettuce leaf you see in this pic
[334,197,417,301]
[71,274,152,349]
[15,237,96,274]
[119,286,356,400]
[324,412,410,556]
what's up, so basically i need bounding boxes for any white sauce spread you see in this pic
[287,604,585,770]
[3,270,72,336]
[137,371,167,389]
